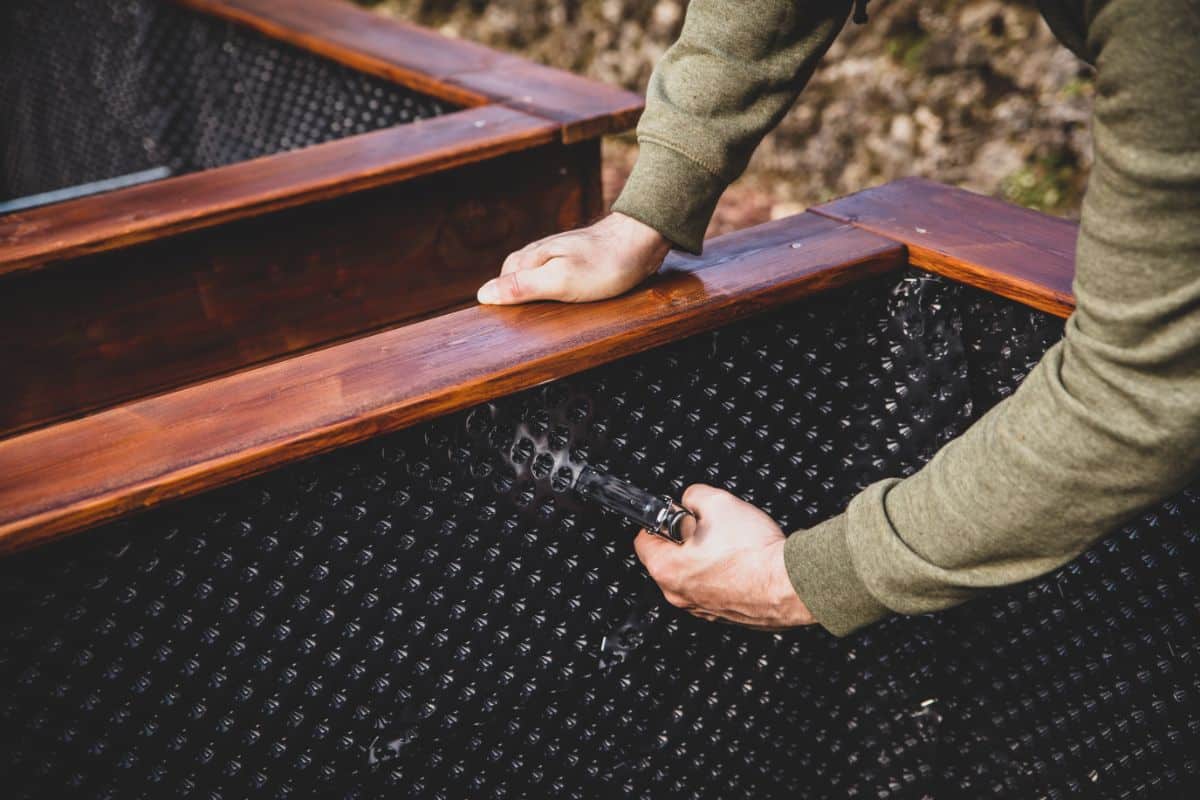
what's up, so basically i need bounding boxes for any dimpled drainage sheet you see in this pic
[3,272,1198,799]
[0,0,454,203]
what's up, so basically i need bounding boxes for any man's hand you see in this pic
[476,212,671,305]
[634,485,815,629]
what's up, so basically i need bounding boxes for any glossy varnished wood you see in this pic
[0,106,557,277]
[0,142,601,440]
[446,57,644,144]
[0,215,904,554]
[178,0,644,143]
[813,176,1077,317]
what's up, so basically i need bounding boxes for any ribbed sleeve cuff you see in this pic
[610,140,726,255]
[783,495,893,637]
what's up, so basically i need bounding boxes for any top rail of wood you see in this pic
[178,0,644,143]
[0,214,905,555]
[0,106,557,279]
[813,177,1078,318]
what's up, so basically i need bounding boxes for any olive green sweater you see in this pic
[613,0,1200,636]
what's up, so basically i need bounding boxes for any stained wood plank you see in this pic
[178,0,644,142]
[0,142,599,439]
[0,105,557,277]
[0,215,904,554]
[446,58,644,144]
[177,0,499,106]
[812,176,1077,317]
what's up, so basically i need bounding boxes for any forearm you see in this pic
[786,0,1200,636]
[792,280,1200,636]
[613,0,852,253]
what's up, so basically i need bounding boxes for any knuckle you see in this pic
[508,250,536,274]
[503,249,530,273]
[505,272,525,300]
[709,488,737,509]
[683,483,732,516]
[681,484,707,508]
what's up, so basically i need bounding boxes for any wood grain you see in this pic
[0,142,600,440]
[446,58,644,144]
[0,105,557,277]
[812,176,1077,317]
[178,0,644,141]
[0,215,904,554]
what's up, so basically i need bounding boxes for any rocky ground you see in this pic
[363,0,1095,237]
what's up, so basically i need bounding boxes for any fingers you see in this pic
[499,239,554,276]
[634,528,686,603]
[638,488,722,587]
[481,213,671,307]
[477,258,575,305]
[480,239,560,304]
[686,608,787,631]
[633,528,678,574]
[680,483,733,519]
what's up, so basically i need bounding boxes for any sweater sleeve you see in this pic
[786,0,1200,637]
[611,0,853,253]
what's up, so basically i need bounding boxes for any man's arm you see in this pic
[785,0,1200,635]
[477,0,853,305]
[612,0,853,254]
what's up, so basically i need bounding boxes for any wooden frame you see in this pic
[0,0,641,440]
[812,176,1076,317]
[0,0,640,276]
[0,179,1078,555]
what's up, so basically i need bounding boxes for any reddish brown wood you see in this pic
[0,105,557,277]
[446,58,644,144]
[178,0,644,141]
[0,141,600,440]
[0,215,904,554]
[812,176,1077,318]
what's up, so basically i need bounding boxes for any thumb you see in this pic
[477,258,574,305]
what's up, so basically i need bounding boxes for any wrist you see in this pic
[765,540,815,626]
[611,140,724,255]
[606,212,672,279]
[609,211,670,244]
[611,210,671,253]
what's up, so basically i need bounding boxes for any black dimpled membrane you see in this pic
[3,273,1198,799]
[0,0,454,202]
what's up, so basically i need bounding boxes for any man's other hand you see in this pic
[476,212,671,305]
[634,484,815,630]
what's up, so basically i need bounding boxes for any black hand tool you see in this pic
[572,466,693,543]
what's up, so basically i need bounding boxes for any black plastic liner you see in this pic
[0,0,453,203]
[3,272,1197,799]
